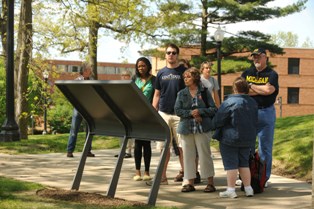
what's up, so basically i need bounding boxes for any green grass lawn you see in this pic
[0,177,173,209]
[0,114,313,208]
[0,133,120,154]
[273,114,313,181]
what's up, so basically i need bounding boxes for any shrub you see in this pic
[0,58,6,125]
[47,88,77,133]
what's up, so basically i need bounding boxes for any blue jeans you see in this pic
[219,143,251,170]
[257,105,276,180]
[67,109,91,153]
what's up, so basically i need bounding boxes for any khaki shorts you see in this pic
[156,111,181,150]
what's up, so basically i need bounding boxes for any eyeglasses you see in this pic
[166,51,177,55]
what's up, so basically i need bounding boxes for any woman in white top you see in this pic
[200,61,221,108]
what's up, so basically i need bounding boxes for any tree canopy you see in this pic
[141,0,308,63]
[271,31,299,47]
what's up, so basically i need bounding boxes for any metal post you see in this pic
[0,0,20,142]
[216,41,222,103]
[31,115,34,135]
[277,96,282,118]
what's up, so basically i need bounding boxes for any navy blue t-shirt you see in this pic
[155,65,186,114]
[241,66,279,108]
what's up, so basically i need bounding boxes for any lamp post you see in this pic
[214,25,225,103]
[0,0,20,142]
[42,70,49,135]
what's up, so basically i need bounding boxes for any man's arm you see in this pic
[249,83,275,96]
[152,89,160,111]
[213,90,221,108]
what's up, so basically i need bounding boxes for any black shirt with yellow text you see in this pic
[241,66,279,108]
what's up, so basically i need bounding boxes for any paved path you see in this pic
[0,147,312,209]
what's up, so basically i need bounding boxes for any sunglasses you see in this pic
[252,54,266,60]
[166,51,177,55]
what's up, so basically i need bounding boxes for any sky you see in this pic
[54,0,314,64]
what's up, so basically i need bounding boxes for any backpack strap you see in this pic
[201,87,209,108]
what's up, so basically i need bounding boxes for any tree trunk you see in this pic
[14,0,33,139]
[0,0,7,57]
[200,0,208,57]
[88,21,99,80]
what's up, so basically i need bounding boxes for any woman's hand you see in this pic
[191,109,200,117]
[191,109,202,122]
[194,115,202,123]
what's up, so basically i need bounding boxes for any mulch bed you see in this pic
[36,187,146,207]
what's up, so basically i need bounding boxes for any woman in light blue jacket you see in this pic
[174,67,217,193]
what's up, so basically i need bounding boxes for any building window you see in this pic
[72,66,79,73]
[104,66,115,74]
[117,68,126,74]
[57,65,67,73]
[288,58,299,74]
[97,66,106,74]
[66,65,80,73]
[223,86,233,100]
[287,87,299,104]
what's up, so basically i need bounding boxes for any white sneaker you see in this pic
[245,187,254,197]
[235,179,242,186]
[219,190,238,198]
[264,181,269,188]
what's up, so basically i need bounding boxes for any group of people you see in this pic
[65,44,279,199]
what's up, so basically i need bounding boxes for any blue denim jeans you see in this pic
[67,109,91,153]
[257,105,276,180]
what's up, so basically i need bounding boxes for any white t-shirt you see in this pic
[201,75,219,94]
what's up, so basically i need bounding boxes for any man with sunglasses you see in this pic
[241,48,279,187]
[152,43,186,185]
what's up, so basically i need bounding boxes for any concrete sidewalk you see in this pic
[0,147,312,209]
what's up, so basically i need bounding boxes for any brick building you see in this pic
[47,59,136,81]
[151,47,314,118]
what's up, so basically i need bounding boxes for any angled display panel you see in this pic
[55,80,170,206]
[56,80,168,140]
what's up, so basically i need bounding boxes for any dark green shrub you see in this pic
[0,58,6,125]
[47,87,75,133]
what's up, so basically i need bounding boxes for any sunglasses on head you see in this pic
[202,61,213,66]
[166,51,177,55]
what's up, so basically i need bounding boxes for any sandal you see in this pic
[160,177,168,185]
[145,177,168,186]
[174,170,184,182]
[181,184,196,192]
[204,184,216,193]
[142,175,152,181]
[133,175,142,181]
